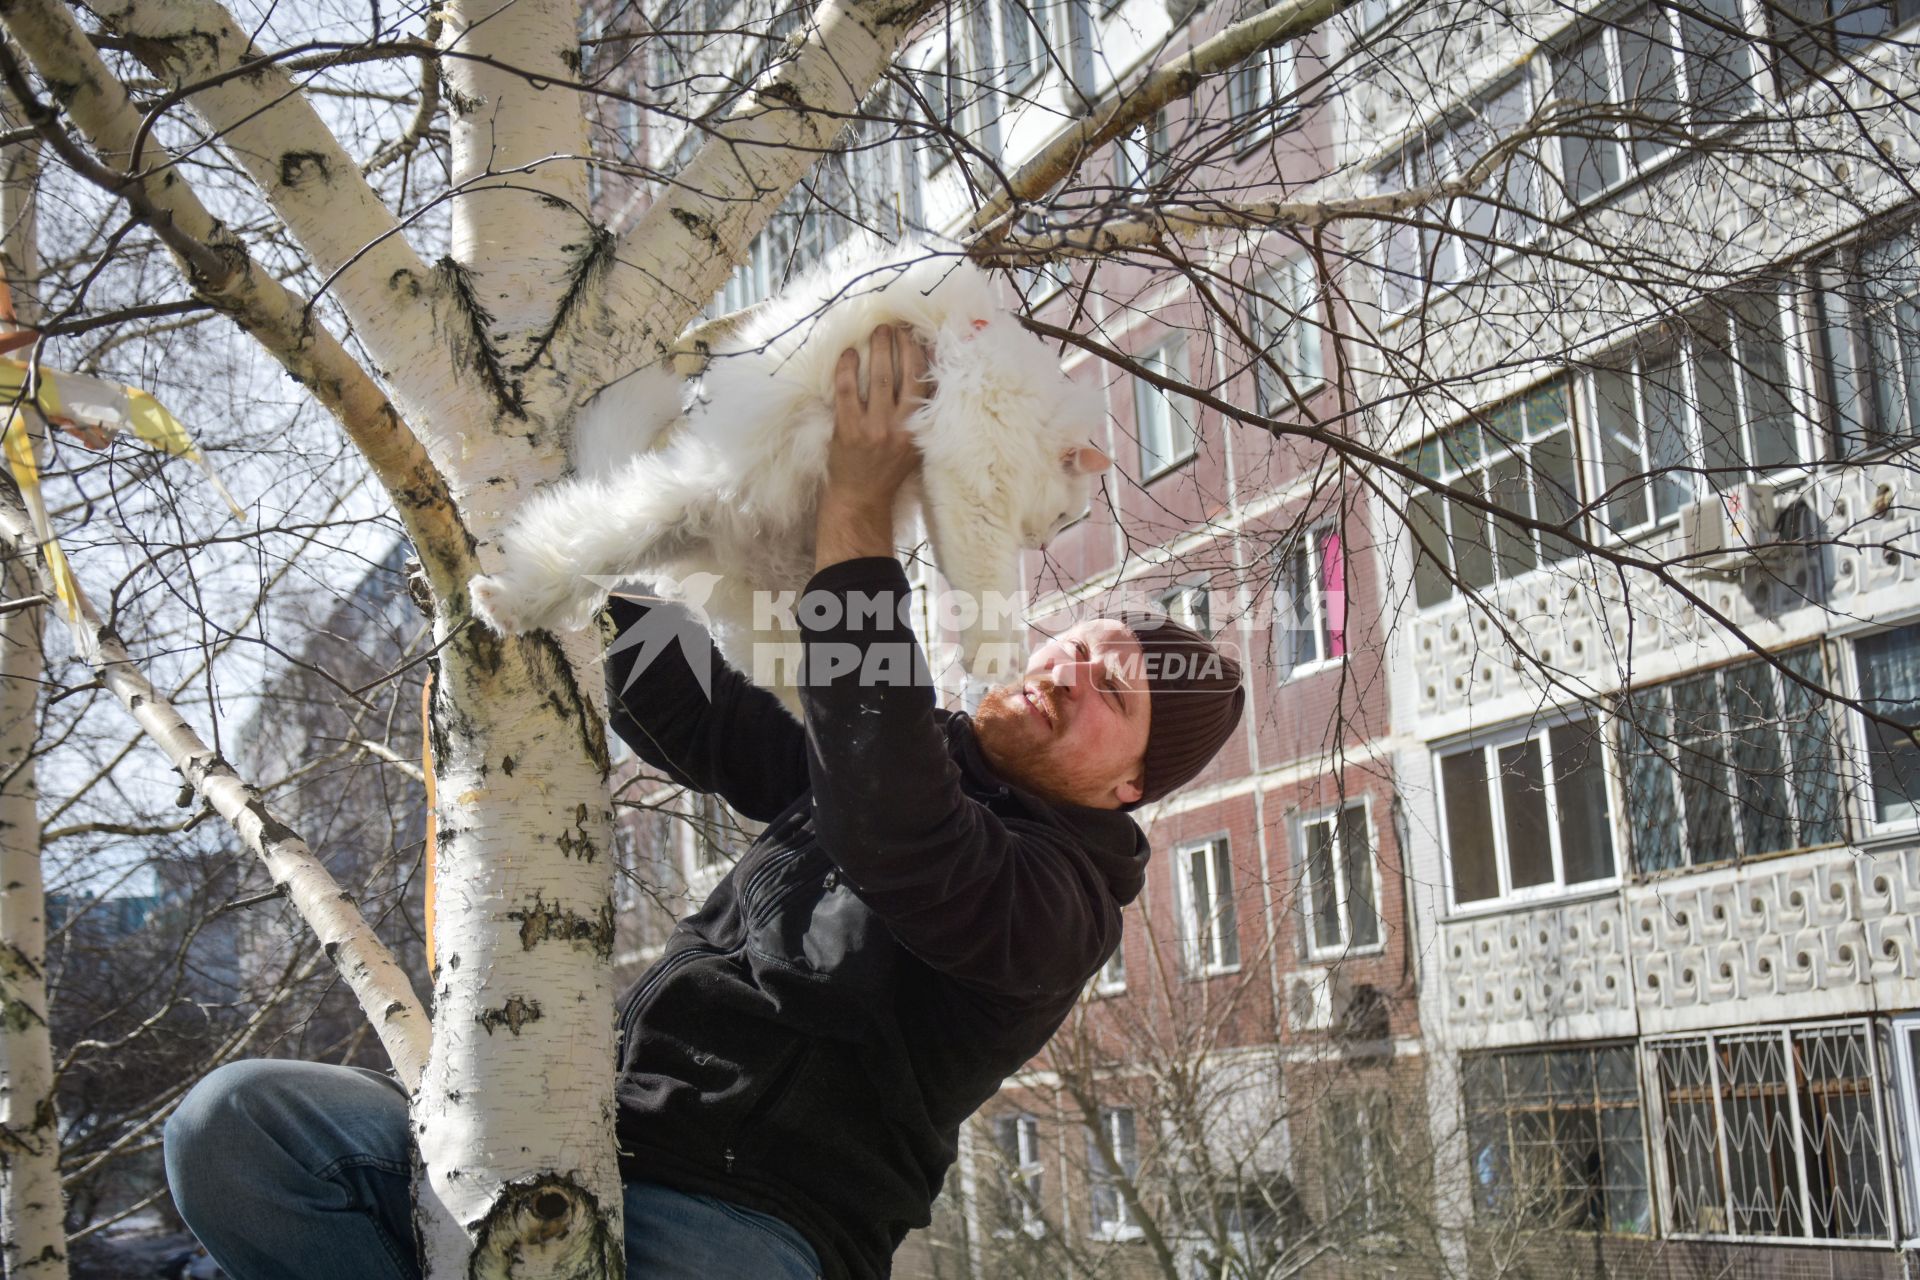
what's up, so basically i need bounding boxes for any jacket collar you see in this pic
[938,711,1151,906]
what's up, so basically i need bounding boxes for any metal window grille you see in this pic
[1649,1022,1893,1242]
[1617,643,1843,872]
[1463,1044,1652,1234]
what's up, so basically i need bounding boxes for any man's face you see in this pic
[973,619,1151,810]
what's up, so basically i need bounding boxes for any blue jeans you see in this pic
[163,1059,821,1280]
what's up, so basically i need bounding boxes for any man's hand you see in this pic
[815,324,932,572]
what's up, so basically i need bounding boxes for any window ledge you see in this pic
[1278,654,1346,685]
[1090,979,1128,999]
[1089,1225,1145,1243]
[1441,879,1621,923]
[1141,449,1198,484]
[1303,940,1387,964]
[1231,107,1305,160]
[1184,962,1243,981]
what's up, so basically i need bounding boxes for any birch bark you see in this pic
[0,83,64,1278]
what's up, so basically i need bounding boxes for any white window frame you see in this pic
[1578,289,1812,541]
[1174,836,1241,976]
[991,1114,1047,1239]
[1435,713,1620,914]
[1398,378,1584,610]
[1115,110,1170,196]
[1297,801,1383,960]
[1227,42,1298,153]
[920,53,956,176]
[1889,1012,1920,1246]
[1087,1107,1143,1241]
[1158,581,1211,637]
[1250,256,1324,412]
[1811,220,1920,457]
[1093,938,1127,995]
[1850,621,1920,838]
[1549,2,1762,211]
[1134,338,1197,479]
[1374,73,1545,319]
[1015,210,1072,306]
[1646,1020,1897,1245]
[1274,522,1344,680]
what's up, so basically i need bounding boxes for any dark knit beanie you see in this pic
[1117,612,1245,808]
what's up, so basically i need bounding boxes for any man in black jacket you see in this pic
[162,326,1245,1280]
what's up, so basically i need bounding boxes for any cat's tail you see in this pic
[469,458,699,635]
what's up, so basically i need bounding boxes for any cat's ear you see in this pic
[1064,446,1110,474]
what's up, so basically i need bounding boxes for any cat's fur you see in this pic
[468,243,1109,697]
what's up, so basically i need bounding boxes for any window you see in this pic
[1299,803,1380,956]
[1324,1093,1395,1233]
[1227,43,1296,149]
[1855,623,1920,827]
[1584,294,1805,537]
[1094,938,1127,994]
[1649,1023,1891,1241]
[1889,1013,1920,1244]
[990,1114,1046,1237]
[998,0,1042,92]
[1464,1045,1651,1234]
[1275,524,1344,676]
[1087,1107,1141,1239]
[1159,582,1211,637]
[1618,645,1844,872]
[1770,0,1920,76]
[1812,222,1920,455]
[1438,716,1616,909]
[1175,838,1240,974]
[1551,3,1755,206]
[1134,340,1196,477]
[1115,110,1171,193]
[851,86,922,243]
[1014,210,1072,306]
[1249,257,1323,412]
[1376,77,1544,312]
[920,55,956,175]
[1400,380,1583,609]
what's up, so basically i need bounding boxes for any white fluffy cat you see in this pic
[468,242,1110,696]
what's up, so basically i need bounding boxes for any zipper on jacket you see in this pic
[616,939,727,1054]
[615,840,812,1055]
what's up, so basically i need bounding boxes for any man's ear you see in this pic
[1113,773,1145,808]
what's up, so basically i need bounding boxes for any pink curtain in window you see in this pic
[1320,528,1346,659]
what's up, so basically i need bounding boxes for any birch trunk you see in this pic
[0,121,61,1280]
[0,80,63,1277]
[408,1,626,1271]
[0,535,62,1280]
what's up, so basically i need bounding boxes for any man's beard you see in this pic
[972,677,1084,806]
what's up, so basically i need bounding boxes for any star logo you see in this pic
[596,571,724,701]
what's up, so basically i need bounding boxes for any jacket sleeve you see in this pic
[796,558,1115,1003]
[604,596,811,823]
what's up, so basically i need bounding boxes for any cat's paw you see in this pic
[470,571,605,635]
[468,574,529,635]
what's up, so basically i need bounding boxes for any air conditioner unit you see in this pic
[1679,482,1782,573]
[1284,968,1346,1033]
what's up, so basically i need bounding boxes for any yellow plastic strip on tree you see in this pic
[0,360,246,519]
[2,409,81,626]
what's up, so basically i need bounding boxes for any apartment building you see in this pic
[1336,1,1920,1275]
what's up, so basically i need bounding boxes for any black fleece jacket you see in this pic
[605,557,1149,1280]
